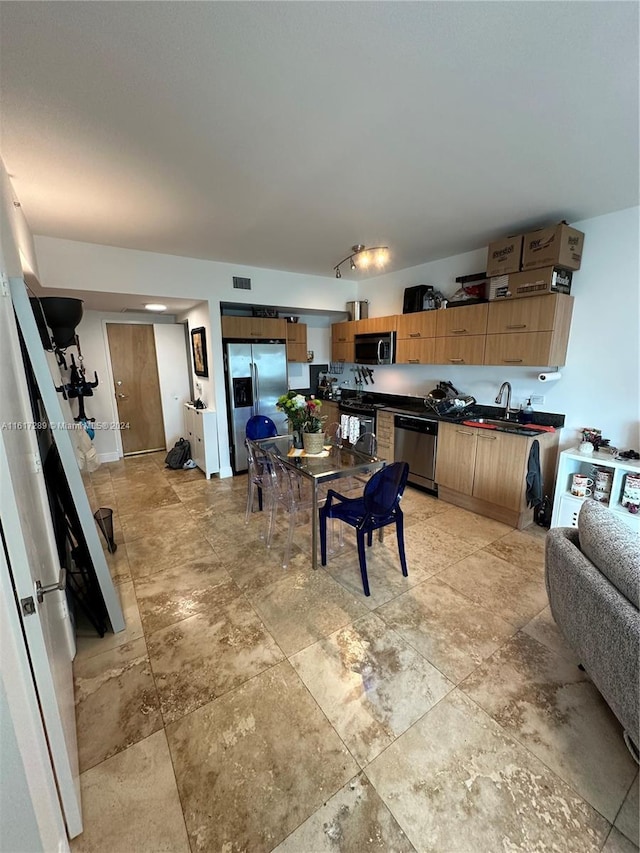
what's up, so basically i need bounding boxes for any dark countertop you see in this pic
[336,390,565,430]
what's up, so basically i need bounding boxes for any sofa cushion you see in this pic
[578,500,640,609]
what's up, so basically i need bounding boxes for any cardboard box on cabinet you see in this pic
[486,234,523,277]
[522,222,584,270]
[488,266,573,300]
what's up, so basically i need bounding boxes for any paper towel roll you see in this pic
[538,372,562,383]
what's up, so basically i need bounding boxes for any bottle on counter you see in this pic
[519,398,534,424]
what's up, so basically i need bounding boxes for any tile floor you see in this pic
[71,452,639,853]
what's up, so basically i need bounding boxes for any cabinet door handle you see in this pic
[503,358,523,363]
[451,328,467,334]
[409,332,421,338]
[251,332,261,336]
[479,435,497,440]
[506,324,527,329]
[408,359,420,364]
[449,358,464,363]
[456,430,474,436]
[337,337,346,342]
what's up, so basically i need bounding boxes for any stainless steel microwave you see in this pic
[354,331,396,365]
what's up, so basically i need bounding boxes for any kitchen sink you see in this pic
[465,418,544,435]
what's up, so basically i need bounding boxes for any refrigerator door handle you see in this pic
[254,362,260,413]
[250,361,256,416]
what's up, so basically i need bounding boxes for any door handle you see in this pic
[36,568,67,603]
[117,393,128,399]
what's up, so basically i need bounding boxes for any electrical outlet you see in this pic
[530,395,545,405]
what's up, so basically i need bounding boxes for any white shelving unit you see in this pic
[184,404,219,479]
[551,447,640,531]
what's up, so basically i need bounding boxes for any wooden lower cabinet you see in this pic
[321,400,340,434]
[436,421,558,528]
[434,425,476,494]
[375,410,395,461]
[396,337,436,365]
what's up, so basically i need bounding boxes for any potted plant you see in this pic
[276,391,325,452]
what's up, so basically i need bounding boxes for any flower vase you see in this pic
[303,431,325,455]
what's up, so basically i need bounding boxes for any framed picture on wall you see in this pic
[190,326,208,377]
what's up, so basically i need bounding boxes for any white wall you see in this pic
[356,207,640,450]
[177,301,215,409]
[154,324,192,449]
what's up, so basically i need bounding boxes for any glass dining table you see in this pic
[254,434,386,570]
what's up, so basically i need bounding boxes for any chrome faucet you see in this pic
[495,381,515,419]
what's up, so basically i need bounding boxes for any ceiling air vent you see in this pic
[233,276,251,290]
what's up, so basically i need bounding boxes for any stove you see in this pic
[339,398,378,416]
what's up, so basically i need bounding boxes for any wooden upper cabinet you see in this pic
[396,337,436,365]
[487,294,574,335]
[396,311,437,339]
[222,316,287,339]
[355,315,397,335]
[286,323,306,344]
[331,321,357,343]
[433,335,486,365]
[286,322,307,360]
[331,341,354,363]
[484,293,574,366]
[435,303,488,337]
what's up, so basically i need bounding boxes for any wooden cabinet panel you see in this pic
[434,335,486,365]
[355,315,397,334]
[331,341,354,363]
[287,343,307,363]
[222,316,286,339]
[321,401,340,432]
[435,303,488,337]
[286,323,307,362]
[472,431,526,508]
[286,323,306,344]
[376,410,395,461]
[396,311,437,339]
[396,337,436,365]
[484,332,556,366]
[435,422,477,494]
[486,294,573,334]
[331,321,357,343]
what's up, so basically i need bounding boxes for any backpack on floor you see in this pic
[165,437,191,469]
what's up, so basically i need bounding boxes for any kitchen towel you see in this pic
[526,440,542,507]
[348,416,361,444]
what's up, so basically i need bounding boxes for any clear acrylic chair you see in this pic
[319,462,410,596]
[244,439,273,538]
[265,451,314,568]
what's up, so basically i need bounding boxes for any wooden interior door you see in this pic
[106,324,166,455]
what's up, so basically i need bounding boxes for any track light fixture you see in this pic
[333,244,389,279]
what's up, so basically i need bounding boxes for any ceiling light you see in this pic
[145,303,167,312]
[333,244,389,279]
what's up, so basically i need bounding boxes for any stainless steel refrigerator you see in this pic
[225,342,288,472]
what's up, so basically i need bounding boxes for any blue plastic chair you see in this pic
[319,461,410,596]
[246,415,278,440]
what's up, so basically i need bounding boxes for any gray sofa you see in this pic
[545,500,640,758]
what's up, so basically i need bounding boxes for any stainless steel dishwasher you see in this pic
[394,414,439,493]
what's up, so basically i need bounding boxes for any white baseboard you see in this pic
[97,452,120,464]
